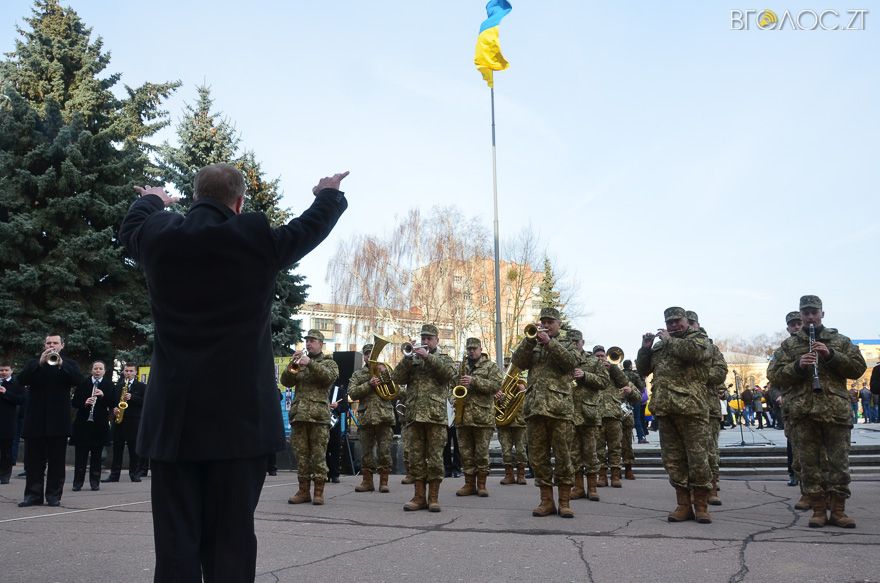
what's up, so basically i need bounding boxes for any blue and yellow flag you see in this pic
[474,0,512,88]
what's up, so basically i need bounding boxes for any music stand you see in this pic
[338,405,360,475]
[726,372,774,448]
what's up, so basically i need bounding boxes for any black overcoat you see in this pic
[17,357,83,438]
[71,377,118,447]
[112,379,146,441]
[0,376,25,440]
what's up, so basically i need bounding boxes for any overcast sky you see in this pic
[3,1,878,355]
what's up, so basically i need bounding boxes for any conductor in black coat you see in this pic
[104,363,146,482]
[119,163,349,582]
[70,361,117,491]
[0,363,25,484]
[17,334,83,506]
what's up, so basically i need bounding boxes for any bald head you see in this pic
[193,163,246,209]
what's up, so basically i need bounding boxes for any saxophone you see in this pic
[115,380,130,424]
[451,353,469,426]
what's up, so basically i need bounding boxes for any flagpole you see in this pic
[491,85,503,371]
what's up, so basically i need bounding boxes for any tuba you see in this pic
[368,334,399,400]
[495,361,527,426]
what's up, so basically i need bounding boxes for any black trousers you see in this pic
[151,456,267,583]
[0,437,12,481]
[326,424,341,479]
[73,444,103,488]
[110,434,139,478]
[443,426,461,477]
[23,436,67,503]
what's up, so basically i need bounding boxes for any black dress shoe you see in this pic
[46,499,61,507]
[101,476,119,483]
[130,475,141,482]
[330,476,340,484]
[0,478,9,484]
[18,498,43,507]
[72,485,82,492]
[267,470,277,476]
[90,484,100,491]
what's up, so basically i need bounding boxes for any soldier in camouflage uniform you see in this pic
[767,295,866,528]
[281,329,340,506]
[568,330,607,501]
[348,344,396,494]
[454,338,502,498]
[391,324,457,512]
[636,307,714,524]
[686,311,729,506]
[592,345,635,488]
[511,307,579,518]
[495,357,529,486]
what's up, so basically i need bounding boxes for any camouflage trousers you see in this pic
[359,423,394,473]
[571,424,599,473]
[404,422,447,481]
[457,425,494,474]
[707,418,721,477]
[401,424,411,470]
[621,414,635,465]
[497,426,528,465]
[791,419,851,497]
[595,417,623,469]
[526,415,574,487]
[657,414,711,490]
[291,421,329,481]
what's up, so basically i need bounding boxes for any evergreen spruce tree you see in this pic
[0,0,177,366]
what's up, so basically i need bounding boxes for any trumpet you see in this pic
[607,346,624,365]
[524,324,548,339]
[402,342,427,357]
[46,351,61,366]
[287,351,306,374]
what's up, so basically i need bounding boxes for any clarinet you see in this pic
[808,324,821,393]
[86,380,99,422]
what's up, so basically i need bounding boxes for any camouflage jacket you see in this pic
[766,325,867,426]
[511,334,579,420]
[705,334,729,418]
[457,353,503,427]
[391,350,457,425]
[596,364,632,420]
[281,352,339,424]
[572,349,607,427]
[623,369,646,391]
[348,366,395,426]
[636,328,712,417]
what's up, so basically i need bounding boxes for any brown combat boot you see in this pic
[692,488,712,523]
[456,473,476,496]
[288,478,311,504]
[586,473,600,501]
[427,479,442,512]
[401,474,415,485]
[557,486,574,518]
[794,494,811,511]
[499,465,515,485]
[808,493,827,528]
[624,464,635,480]
[355,469,375,492]
[378,470,390,493]
[708,478,722,506]
[403,480,427,511]
[571,471,586,499]
[312,479,326,505]
[532,485,557,517]
[597,467,608,487]
[476,471,489,497]
[828,493,856,528]
[516,463,527,485]
[667,486,695,522]
[610,467,622,488]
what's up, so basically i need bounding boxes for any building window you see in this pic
[335,323,342,333]
[314,318,334,332]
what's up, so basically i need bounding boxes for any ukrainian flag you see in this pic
[474,0,512,88]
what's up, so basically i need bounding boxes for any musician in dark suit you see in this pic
[119,163,348,582]
[71,361,117,491]
[17,334,83,507]
[0,363,25,484]
[103,363,146,482]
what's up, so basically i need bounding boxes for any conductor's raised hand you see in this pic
[312,171,350,195]
[134,185,181,207]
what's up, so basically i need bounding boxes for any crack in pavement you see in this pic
[566,535,596,583]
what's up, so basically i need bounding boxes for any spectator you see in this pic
[849,383,860,425]
[859,383,873,424]
[740,385,754,426]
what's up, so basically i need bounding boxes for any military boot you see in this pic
[427,479,442,512]
[532,485,557,517]
[288,479,311,504]
[808,493,827,528]
[597,467,608,487]
[312,479,326,505]
[499,465,515,485]
[828,493,856,528]
[476,471,489,497]
[610,467,622,488]
[624,464,635,480]
[378,470,390,493]
[557,486,574,518]
[355,469,375,493]
[708,478,722,506]
[516,463,527,485]
[692,488,712,524]
[667,486,695,522]
[794,494,811,511]
[401,474,415,485]
[571,471,586,499]
[586,473,600,501]
[403,480,427,511]
[456,473,477,496]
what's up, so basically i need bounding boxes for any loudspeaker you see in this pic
[332,351,362,388]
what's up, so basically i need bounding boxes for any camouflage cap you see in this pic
[567,329,583,342]
[664,306,687,321]
[465,337,481,348]
[539,307,561,320]
[361,343,374,354]
[685,310,699,323]
[799,295,822,310]
[785,311,802,324]
[420,323,439,337]
[592,345,606,354]
[304,329,324,342]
